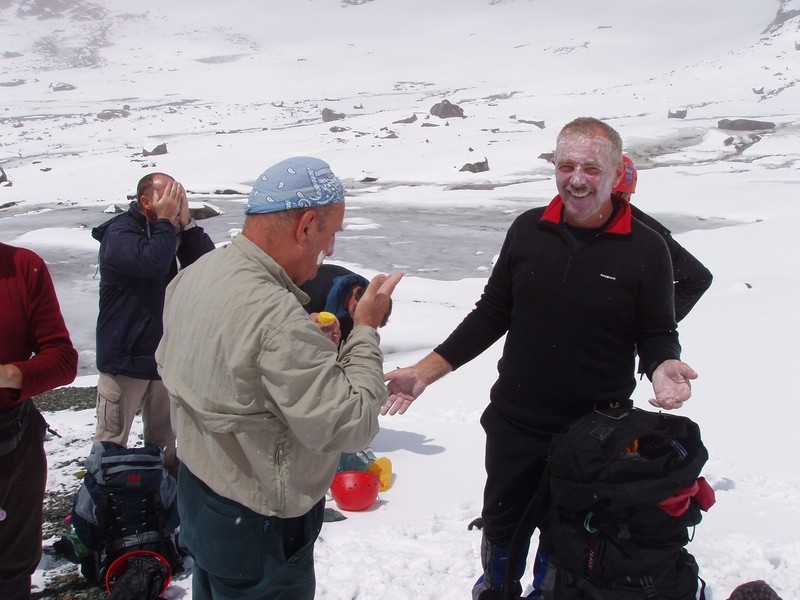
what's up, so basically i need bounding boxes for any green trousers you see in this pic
[177,465,324,600]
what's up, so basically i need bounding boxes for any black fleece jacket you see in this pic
[629,203,713,322]
[435,196,680,433]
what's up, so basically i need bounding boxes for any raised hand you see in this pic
[354,272,404,330]
[151,180,183,226]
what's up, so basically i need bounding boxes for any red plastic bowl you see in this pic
[330,470,381,511]
[105,549,171,594]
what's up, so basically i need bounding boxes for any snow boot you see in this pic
[472,534,528,600]
[525,546,555,600]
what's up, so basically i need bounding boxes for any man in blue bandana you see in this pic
[156,157,402,600]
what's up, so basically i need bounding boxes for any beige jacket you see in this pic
[156,234,385,518]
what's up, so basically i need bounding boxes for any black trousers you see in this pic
[0,409,47,599]
[480,404,553,547]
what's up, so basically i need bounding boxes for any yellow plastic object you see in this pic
[367,456,393,492]
[318,311,337,324]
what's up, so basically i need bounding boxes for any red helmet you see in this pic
[330,471,380,511]
[615,155,638,195]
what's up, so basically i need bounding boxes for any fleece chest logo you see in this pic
[600,273,617,281]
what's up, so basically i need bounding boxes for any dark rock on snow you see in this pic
[393,114,418,124]
[142,143,168,157]
[97,108,129,121]
[460,157,489,173]
[718,118,776,131]
[49,82,76,92]
[430,99,464,119]
[321,107,346,122]
[516,118,546,128]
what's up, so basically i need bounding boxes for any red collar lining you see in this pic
[541,195,632,234]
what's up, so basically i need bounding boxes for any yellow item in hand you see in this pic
[367,456,393,491]
[318,311,337,324]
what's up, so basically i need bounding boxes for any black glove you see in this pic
[109,555,170,600]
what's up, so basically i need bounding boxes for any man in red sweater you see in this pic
[0,242,78,600]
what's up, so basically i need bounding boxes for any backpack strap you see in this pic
[564,525,662,600]
[502,466,551,600]
[95,491,111,538]
[107,531,163,553]
[150,488,183,574]
[639,575,660,599]
[575,577,605,600]
[614,523,663,600]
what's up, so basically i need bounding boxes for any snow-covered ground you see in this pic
[2,0,799,598]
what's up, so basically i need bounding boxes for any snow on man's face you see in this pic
[298,202,345,285]
[554,134,623,228]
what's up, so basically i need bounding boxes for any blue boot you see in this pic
[472,535,529,600]
[526,546,555,600]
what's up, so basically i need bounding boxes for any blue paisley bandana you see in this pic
[245,157,345,214]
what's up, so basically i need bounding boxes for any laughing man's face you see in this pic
[554,134,622,228]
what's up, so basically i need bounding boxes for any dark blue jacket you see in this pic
[93,202,215,379]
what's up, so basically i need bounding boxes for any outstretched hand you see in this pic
[382,367,428,415]
[649,359,698,410]
[382,352,452,416]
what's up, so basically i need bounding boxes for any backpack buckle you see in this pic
[640,575,658,599]
[583,512,598,534]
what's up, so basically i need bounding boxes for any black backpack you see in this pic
[57,441,183,586]
[503,408,713,600]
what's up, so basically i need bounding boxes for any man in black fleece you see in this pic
[383,117,698,599]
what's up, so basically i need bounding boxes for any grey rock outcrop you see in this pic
[321,108,346,122]
[430,99,464,119]
[143,143,168,157]
[393,114,418,124]
[718,119,776,131]
[460,157,489,173]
